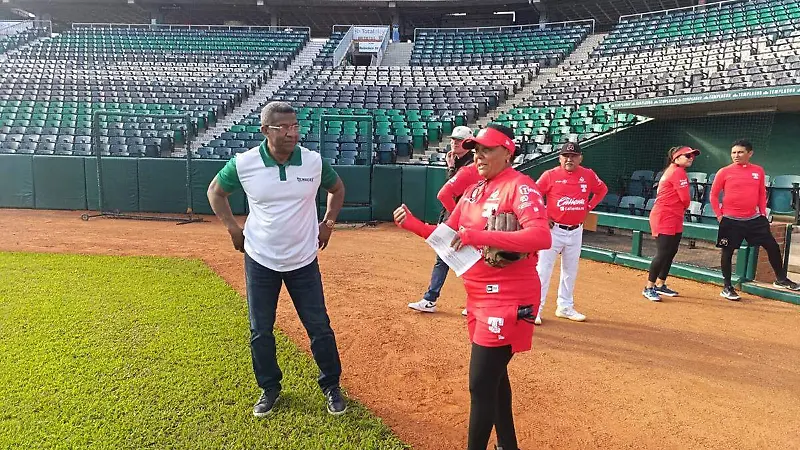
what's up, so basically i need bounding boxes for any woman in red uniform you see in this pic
[643,146,699,302]
[393,124,552,450]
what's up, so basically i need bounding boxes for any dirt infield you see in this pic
[2,209,799,450]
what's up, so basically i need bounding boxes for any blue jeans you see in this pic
[423,255,450,302]
[244,254,342,393]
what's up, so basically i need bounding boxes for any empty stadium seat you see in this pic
[618,195,646,215]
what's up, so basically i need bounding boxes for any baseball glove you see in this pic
[482,212,528,268]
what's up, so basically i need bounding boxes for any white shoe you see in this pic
[534,315,542,325]
[461,308,468,316]
[555,307,586,322]
[408,299,437,313]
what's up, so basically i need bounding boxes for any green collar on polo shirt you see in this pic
[259,140,302,181]
[259,140,302,167]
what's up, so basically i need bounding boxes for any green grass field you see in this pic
[0,252,407,450]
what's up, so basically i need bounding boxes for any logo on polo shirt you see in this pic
[556,196,586,211]
[752,173,759,180]
[486,284,499,294]
[519,185,531,195]
[297,176,315,182]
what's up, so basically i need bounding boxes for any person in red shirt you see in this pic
[393,124,551,450]
[407,126,478,314]
[535,142,608,324]
[710,139,800,300]
[642,146,698,302]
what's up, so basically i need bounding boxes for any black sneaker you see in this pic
[325,386,348,416]
[253,389,279,417]
[655,284,679,297]
[720,285,741,301]
[773,278,800,291]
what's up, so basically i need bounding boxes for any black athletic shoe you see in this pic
[325,386,348,415]
[655,284,679,297]
[253,389,279,417]
[720,285,741,301]
[773,278,800,291]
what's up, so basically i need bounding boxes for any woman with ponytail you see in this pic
[642,146,700,302]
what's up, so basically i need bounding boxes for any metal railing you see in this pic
[332,24,389,34]
[0,19,51,37]
[373,29,390,66]
[333,26,354,67]
[619,0,744,22]
[71,23,311,34]
[413,19,596,41]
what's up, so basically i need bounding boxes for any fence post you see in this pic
[631,230,643,256]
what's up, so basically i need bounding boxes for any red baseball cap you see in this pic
[673,146,700,160]
[462,126,516,154]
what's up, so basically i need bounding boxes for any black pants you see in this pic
[647,233,682,283]
[245,254,342,393]
[717,216,785,286]
[467,344,517,450]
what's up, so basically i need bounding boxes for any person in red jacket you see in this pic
[393,124,551,450]
[407,126,479,314]
[642,146,698,302]
[535,142,607,323]
[710,139,799,300]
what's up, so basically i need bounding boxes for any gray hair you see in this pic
[260,101,295,127]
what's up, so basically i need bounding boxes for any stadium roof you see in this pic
[611,86,800,119]
[540,0,700,29]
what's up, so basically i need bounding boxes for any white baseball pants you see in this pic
[536,225,583,314]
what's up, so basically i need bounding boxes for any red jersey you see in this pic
[437,164,483,212]
[403,167,552,303]
[536,166,608,226]
[709,163,767,219]
[649,165,691,237]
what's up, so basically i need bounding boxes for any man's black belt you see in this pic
[555,223,581,231]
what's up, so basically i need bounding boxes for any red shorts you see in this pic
[467,303,535,353]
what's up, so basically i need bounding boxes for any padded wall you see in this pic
[138,158,188,214]
[401,165,427,220]
[0,154,34,208]
[371,165,402,221]
[190,159,247,215]
[335,165,371,205]
[33,155,86,210]
[84,157,139,213]
[424,166,448,224]
[338,206,373,222]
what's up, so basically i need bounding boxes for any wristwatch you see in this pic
[322,219,335,230]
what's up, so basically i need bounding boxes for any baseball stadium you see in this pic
[1,0,799,448]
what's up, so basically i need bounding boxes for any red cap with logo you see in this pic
[462,127,516,154]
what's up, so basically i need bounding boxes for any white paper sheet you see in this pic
[425,223,482,277]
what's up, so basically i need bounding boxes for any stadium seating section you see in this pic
[411,23,591,67]
[0,0,798,174]
[200,64,538,164]
[495,104,639,163]
[313,31,345,67]
[0,25,308,156]
[0,24,46,53]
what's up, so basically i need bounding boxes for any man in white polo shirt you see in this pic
[207,101,347,417]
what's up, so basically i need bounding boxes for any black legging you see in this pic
[467,343,517,450]
[721,240,784,286]
[648,233,682,283]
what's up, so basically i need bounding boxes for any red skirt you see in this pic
[649,204,684,237]
[466,302,536,353]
